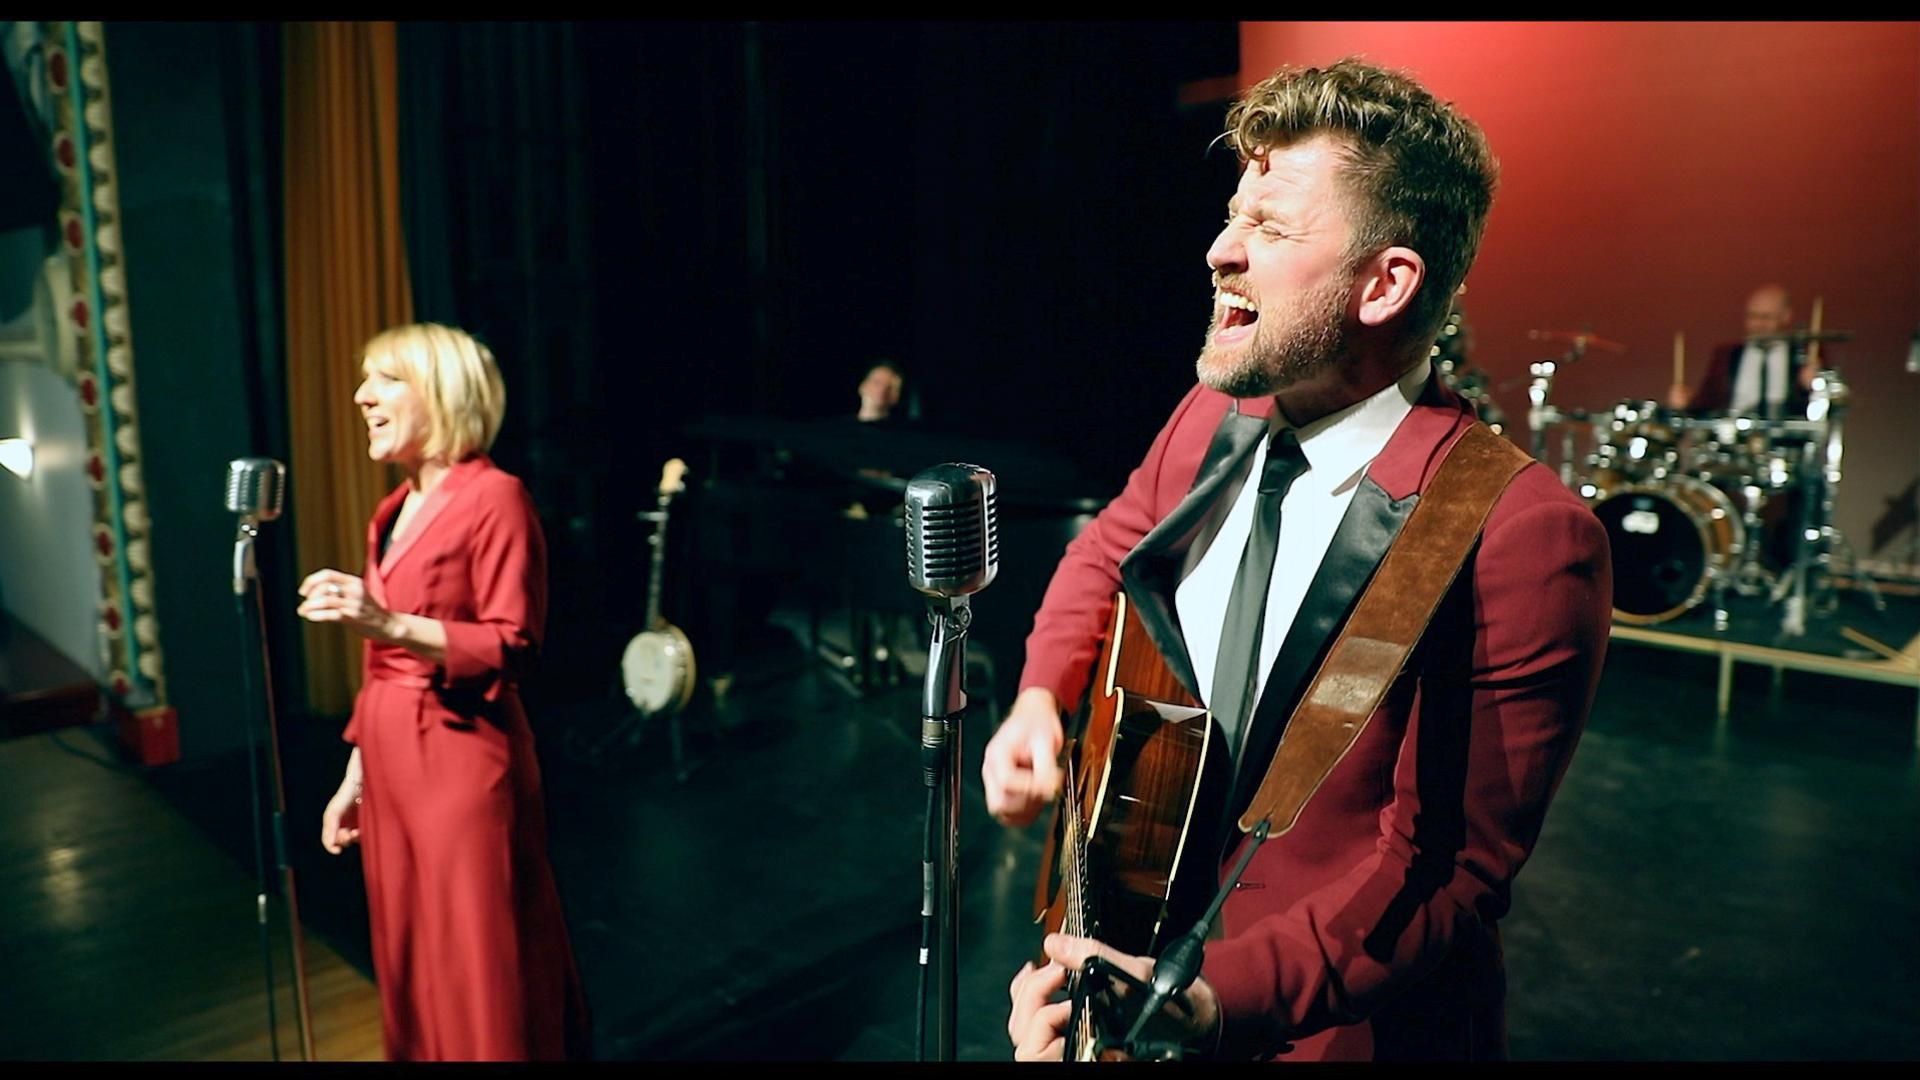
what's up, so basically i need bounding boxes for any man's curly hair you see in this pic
[1224,58,1499,345]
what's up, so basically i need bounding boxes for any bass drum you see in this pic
[1590,477,1745,625]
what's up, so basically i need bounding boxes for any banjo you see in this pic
[621,457,697,718]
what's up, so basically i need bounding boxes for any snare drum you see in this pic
[1590,476,1745,624]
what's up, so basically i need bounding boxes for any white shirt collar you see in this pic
[1272,361,1429,491]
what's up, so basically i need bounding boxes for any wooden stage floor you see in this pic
[3,600,1917,1060]
[0,732,382,1061]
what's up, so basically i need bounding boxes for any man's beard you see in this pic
[1195,277,1351,399]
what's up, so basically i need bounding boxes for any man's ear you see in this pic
[1353,246,1426,329]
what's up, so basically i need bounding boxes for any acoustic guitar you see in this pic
[1034,590,1219,1061]
[621,458,697,718]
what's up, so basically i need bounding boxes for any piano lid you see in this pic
[684,413,1103,513]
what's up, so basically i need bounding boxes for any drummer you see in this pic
[1665,284,1825,419]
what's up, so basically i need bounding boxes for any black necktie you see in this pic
[1209,428,1308,759]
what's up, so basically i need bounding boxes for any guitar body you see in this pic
[1034,591,1217,1057]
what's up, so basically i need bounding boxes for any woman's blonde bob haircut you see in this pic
[361,323,506,462]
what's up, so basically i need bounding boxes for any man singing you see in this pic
[986,59,1611,1061]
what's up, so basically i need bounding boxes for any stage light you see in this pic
[0,437,32,479]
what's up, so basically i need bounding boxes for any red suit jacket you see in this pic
[1017,372,1611,1060]
[349,454,591,1060]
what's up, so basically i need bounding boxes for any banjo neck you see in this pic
[645,458,688,631]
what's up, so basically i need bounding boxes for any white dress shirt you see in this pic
[1730,340,1791,414]
[1175,362,1429,725]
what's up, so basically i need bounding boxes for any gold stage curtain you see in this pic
[283,21,414,716]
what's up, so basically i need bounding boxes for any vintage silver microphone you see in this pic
[227,457,285,595]
[226,456,286,523]
[906,464,998,755]
[904,462,997,1063]
[906,463,999,600]
[225,457,314,1062]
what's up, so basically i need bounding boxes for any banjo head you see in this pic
[621,626,695,714]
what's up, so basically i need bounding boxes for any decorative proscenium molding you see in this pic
[42,20,167,713]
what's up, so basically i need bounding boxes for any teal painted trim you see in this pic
[65,22,146,699]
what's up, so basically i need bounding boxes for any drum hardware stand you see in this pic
[1814,526,1884,616]
[1768,440,1818,638]
[1527,358,1563,471]
[1759,371,1882,635]
[1526,361,1593,488]
[1558,425,1579,489]
[1527,331,1625,489]
[1805,393,1885,617]
[1727,477,1777,599]
[1708,493,1757,633]
[1522,331,1582,460]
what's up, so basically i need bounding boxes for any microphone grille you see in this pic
[905,463,998,597]
[223,460,247,514]
[225,458,286,522]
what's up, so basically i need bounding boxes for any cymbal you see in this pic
[1527,329,1627,353]
[1746,329,1852,344]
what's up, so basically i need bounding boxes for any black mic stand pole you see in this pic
[232,520,316,1061]
[916,594,970,1062]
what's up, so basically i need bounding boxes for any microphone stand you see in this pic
[233,519,316,1061]
[915,595,970,1062]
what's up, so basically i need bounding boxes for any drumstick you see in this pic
[1672,331,1685,387]
[1808,296,1824,368]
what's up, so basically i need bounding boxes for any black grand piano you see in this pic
[674,412,1107,711]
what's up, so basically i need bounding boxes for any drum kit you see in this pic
[1518,325,1885,637]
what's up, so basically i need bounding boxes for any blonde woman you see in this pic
[297,324,590,1060]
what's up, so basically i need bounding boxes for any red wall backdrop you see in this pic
[1241,21,1920,568]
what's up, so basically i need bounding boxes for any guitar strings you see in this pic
[1061,753,1097,1059]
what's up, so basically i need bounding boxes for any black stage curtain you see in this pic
[395,22,459,329]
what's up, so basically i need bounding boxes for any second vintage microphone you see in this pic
[903,462,997,1064]
[904,463,998,774]
[906,462,999,602]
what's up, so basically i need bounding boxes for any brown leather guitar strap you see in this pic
[1237,421,1534,836]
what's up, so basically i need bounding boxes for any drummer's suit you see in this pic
[1686,339,1823,417]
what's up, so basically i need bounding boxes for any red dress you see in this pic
[345,454,591,1061]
